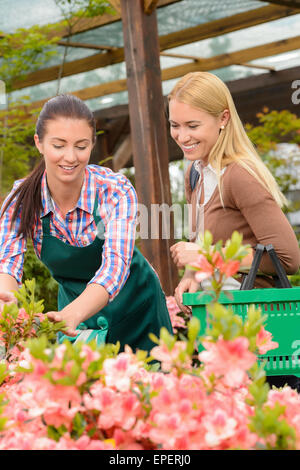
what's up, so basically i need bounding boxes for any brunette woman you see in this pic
[0,94,172,351]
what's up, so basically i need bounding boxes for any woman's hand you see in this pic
[170,241,200,268]
[46,284,109,338]
[0,291,18,312]
[46,307,80,337]
[174,276,200,315]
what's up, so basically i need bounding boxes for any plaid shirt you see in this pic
[0,165,137,301]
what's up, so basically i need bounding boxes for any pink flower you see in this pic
[166,296,186,333]
[203,409,237,447]
[151,341,191,372]
[256,327,279,355]
[113,429,145,450]
[102,352,139,392]
[190,255,214,283]
[212,253,240,278]
[220,260,240,277]
[16,308,30,321]
[265,387,300,447]
[79,345,100,370]
[166,296,181,316]
[199,337,256,387]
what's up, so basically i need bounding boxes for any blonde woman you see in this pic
[169,71,300,391]
[169,72,300,307]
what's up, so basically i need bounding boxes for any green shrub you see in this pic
[22,239,58,312]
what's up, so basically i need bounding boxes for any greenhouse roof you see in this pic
[1,0,300,112]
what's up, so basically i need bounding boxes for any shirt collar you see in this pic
[194,160,226,176]
[40,166,96,217]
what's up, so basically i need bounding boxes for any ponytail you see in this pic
[1,159,45,238]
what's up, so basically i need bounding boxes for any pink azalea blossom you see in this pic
[150,341,191,372]
[2,301,300,451]
[266,387,300,442]
[203,409,237,447]
[199,337,256,387]
[190,254,214,283]
[102,352,140,392]
[166,296,181,316]
[256,326,279,355]
[166,296,186,332]
[212,252,240,277]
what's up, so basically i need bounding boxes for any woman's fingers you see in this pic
[46,311,78,337]
[62,328,78,338]
[189,280,200,293]
[47,311,62,322]
[170,242,200,268]
[0,291,17,304]
[174,279,193,315]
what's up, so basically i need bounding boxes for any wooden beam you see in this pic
[80,64,300,171]
[12,48,125,90]
[113,135,132,171]
[257,0,300,9]
[161,51,201,61]
[42,0,181,39]
[227,65,300,126]
[158,4,299,50]
[237,63,276,72]
[57,40,117,51]
[120,0,178,295]
[102,66,300,169]
[144,0,160,14]
[162,52,277,72]
[10,4,297,91]
[24,33,300,112]
[160,35,300,81]
[226,64,300,94]
[0,0,181,56]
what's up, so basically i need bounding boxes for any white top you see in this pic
[194,160,226,206]
[193,160,240,290]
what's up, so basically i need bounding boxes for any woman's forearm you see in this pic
[59,283,110,329]
[239,248,254,270]
[0,273,19,293]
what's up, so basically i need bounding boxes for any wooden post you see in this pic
[120,0,178,295]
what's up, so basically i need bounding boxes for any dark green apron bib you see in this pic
[40,197,172,352]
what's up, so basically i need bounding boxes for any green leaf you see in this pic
[71,412,86,439]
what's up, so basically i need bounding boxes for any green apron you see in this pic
[40,197,172,352]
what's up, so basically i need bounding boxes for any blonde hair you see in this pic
[168,72,287,207]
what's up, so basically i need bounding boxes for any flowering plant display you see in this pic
[188,230,249,299]
[0,233,300,450]
[0,280,64,363]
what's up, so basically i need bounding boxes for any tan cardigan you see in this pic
[185,162,300,288]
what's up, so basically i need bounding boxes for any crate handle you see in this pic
[240,244,264,290]
[265,244,292,289]
[240,244,292,290]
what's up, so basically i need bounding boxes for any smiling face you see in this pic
[169,99,227,165]
[34,117,94,188]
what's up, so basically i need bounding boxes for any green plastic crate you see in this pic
[183,287,300,377]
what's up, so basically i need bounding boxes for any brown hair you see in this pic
[1,94,96,238]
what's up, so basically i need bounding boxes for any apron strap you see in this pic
[41,213,51,235]
[92,194,100,223]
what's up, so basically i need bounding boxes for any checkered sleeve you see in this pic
[88,176,137,301]
[0,181,27,285]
